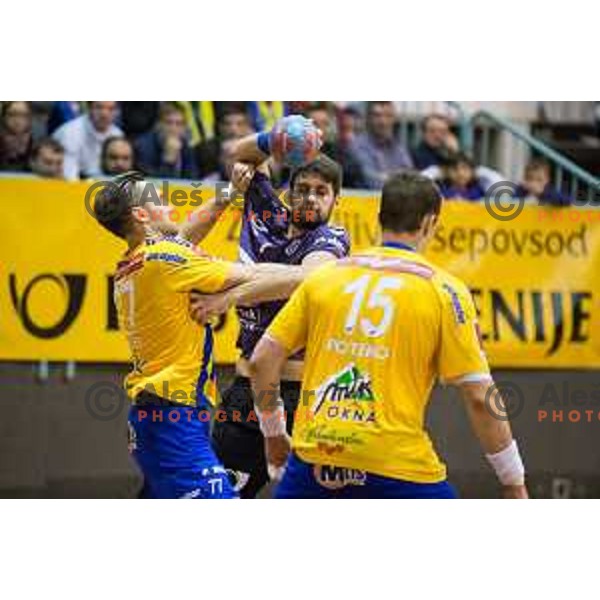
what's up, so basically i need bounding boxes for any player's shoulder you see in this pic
[143,235,207,265]
[308,224,350,256]
[430,265,474,320]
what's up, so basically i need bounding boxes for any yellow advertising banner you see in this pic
[1,178,599,368]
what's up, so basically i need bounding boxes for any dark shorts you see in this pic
[211,376,300,498]
[275,454,457,499]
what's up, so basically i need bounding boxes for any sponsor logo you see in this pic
[313,364,376,424]
[313,465,367,490]
[326,338,390,361]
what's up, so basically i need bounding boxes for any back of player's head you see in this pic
[93,170,146,239]
[290,154,342,197]
[379,171,442,233]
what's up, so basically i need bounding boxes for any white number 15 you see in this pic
[343,274,402,338]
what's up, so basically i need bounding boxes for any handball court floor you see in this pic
[0,363,599,498]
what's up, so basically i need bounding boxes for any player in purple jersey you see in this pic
[192,131,350,497]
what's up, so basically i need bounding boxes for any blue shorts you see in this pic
[128,404,236,499]
[275,454,457,499]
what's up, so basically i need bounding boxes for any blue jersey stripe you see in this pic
[195,324,214,408]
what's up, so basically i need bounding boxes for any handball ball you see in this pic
[269,115,321,168]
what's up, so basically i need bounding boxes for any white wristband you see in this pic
[256,403,287,438]
[486,440,525,486]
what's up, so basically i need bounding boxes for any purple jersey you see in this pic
[237,172,350,359]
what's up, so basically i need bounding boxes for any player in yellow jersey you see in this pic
[250,171,528,498]
[93,171,307,498]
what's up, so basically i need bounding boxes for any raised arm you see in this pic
[177,187,232,245]
[230,133,271,167]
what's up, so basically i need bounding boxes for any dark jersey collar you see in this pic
[382,240,416,252]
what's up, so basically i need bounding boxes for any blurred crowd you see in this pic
[0,101,580,205]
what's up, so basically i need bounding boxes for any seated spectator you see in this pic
[101,137,135,176]
[30,138,64,179]
[47,102,86,134]
[306,103,367,189]
[0,101,33,172]
[349,101,413,189]
[337,105,362,148]
[174,101,217,147]
[514,158,571,206]
[135,103,197,180]
[53,101,123,180]
[120,102,160,139]
[196,106,255,178]
[413,114,459,169]
[438,153,486,201]
[201,139,238,183]
[247,101,287,131]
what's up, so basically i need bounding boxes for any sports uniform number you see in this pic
[343,275,402,338]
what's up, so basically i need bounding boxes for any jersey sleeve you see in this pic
[265,279,310,354]
[244,172,289,234]
[308,228,351,259]
[436,278,491,384]
[146,240,233,294]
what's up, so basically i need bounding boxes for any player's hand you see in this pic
[502,484,529,499]
[189,290,232,324]
[264,433,291,475]
[231,162,255,193]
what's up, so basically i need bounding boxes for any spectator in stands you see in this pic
[438,153,486,201]
[101,137,135,176]
[413,114,459,169]
[514,158,571,206]
[47,102,86,134]
[53,101,123,180]
[120,102,160,140]
[349,101,413,189]
[197,106,255,178]
[0,101,33,172]
[135,103,197,180]
[29,138,64,179]
[306,103,367,188]
[175,101,217,148]
[338,105,362,148]
[248,101,287,131]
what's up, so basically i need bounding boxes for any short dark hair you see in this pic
[31,137,64,160]
[101,136,132,169]
[379,171,442,234]
[92,171,145,239]
[421,113,450,132]
[526,157,550,176]
[444,151,475,169]
[366,101,393,117]
[159,102,185,121]
[290,154,343,197]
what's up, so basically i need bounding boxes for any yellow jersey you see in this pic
[113,235,232,407]
[266,242,490,483]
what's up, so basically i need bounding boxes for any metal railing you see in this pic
[466,109,600,205]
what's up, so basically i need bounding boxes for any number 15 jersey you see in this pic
[266,243,490,483]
